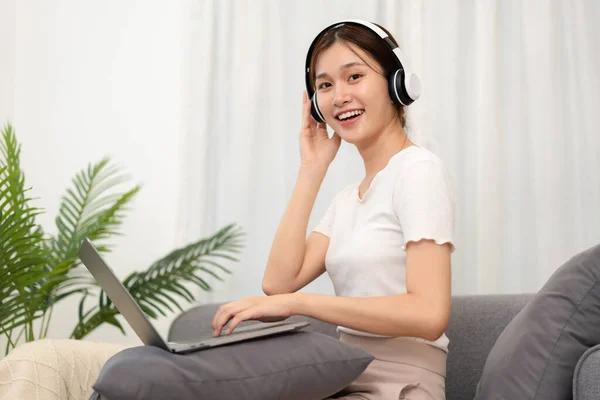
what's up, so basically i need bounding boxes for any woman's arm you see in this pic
[294,239,451,341]
[213,239,452,341]
[262,165,329,295]
[262,90,342,295]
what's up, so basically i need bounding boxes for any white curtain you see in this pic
[177,0,600,304]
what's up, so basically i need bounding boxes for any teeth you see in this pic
[338,110,364,120]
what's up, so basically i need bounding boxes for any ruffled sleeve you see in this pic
[393,159,456,252]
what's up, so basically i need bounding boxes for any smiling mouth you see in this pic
[336,110,364,126]
[336,109,365,121]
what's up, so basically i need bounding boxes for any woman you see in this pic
[211,20,455,399]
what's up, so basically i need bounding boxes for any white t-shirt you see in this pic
[312,145,455,353]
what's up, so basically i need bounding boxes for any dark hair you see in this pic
[308,23,406,129]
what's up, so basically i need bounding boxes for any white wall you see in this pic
[0,0,16,123]
[1,0,190,350]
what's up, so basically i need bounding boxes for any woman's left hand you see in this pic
[211,294,298,336]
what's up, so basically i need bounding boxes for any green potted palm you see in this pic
[0,122,244,355]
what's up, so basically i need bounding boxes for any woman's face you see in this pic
[314,41,397,146]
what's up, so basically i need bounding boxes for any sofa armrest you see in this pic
[573,344,600,400]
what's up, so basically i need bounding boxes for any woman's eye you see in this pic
[317,75,360,90]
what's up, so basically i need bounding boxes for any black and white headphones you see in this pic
[304,19,421,123]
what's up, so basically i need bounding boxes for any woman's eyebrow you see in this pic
[316,61,366,80]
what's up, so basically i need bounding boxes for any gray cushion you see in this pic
[573,344,600,400]
[445,294,533,400]
[474,243,600,400]
[92,330,374,400]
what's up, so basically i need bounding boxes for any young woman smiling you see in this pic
[211,20,456,400]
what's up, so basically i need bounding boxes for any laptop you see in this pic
[77,238,310,354]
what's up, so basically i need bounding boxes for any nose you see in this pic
[332,86,351,108]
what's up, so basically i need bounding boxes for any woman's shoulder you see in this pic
[391,145,448,175]
[402,145,444,164]
[385,146,453,198]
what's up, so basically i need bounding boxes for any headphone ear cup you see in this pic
[310,92,326,123]
[388,69,414,107]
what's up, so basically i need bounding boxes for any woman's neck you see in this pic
[358,124,413,180]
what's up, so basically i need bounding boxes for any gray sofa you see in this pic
[164,293,600,400]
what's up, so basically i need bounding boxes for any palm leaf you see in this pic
[1,122,245,347]
[70,304,123,339]
[0,124,63,349]
[70,223,245,339]
[0,124,30,226]
[39,158,141,312]
[50,157,141,262]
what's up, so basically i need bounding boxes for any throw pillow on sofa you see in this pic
[92,330,374,400]
[474,243,600,400]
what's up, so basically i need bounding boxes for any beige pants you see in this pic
[325,333,447,400]
[0,339,129,400]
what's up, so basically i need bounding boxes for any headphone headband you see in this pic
[304,19,418,101]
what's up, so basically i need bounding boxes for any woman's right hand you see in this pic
[299,90,342,169]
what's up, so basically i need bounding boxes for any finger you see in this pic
[212,305,226,332]
[316,123,328,138]
[301,91,310,130]
[226,309,255,335]
[212,306,225,335]
[213,303,236,336]
[331,131,342,145]
[214,311,232,336]
[214,302,251,336]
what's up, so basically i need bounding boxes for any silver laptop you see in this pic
[77,238,310,354]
